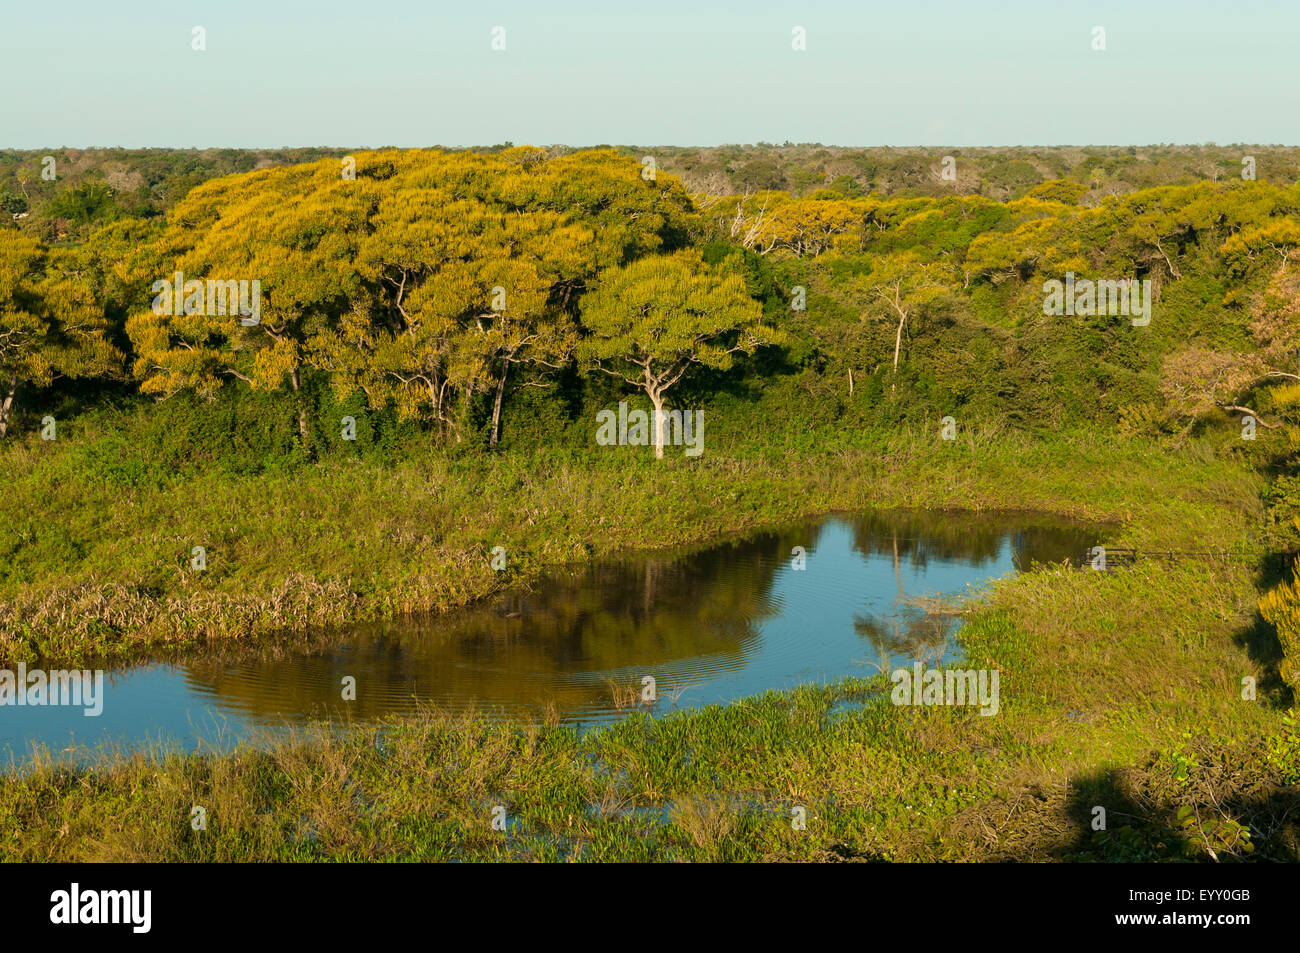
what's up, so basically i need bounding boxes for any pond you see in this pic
[0,510,1103,763]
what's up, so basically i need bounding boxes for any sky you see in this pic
[2,0,1297,148]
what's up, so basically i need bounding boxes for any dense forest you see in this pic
[5,147,1300,470]
[7,145,1300,436]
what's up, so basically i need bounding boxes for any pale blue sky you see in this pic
[3,0,1296,148]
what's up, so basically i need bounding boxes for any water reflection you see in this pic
[1,511,1102,761]
[845,510,1094,671]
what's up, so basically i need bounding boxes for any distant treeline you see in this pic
[5,143,1300,243]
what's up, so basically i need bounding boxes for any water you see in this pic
[0,511,1100,762]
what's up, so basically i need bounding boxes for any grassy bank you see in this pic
[0,413,1265,664]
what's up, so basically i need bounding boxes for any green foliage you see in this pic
[43,181,121,226]
[1266,710,1300,785]
[981,158,1043,197]
[1025,179,1088,205]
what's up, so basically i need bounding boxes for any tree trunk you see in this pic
[0,377,15,438]
[891,310,906,398]
[649,388,665,459]
[290,368,310,450]
[490,363,508,448]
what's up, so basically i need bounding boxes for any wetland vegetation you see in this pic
[0,145,1297,861]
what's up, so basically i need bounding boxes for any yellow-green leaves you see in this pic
[580,248,776,394]
[1221,220,1300,278]
[122,148,699,443]
[0,232,120,436]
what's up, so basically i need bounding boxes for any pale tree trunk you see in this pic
[649,388,665,459]
[636,359,690,462]
[0,377,15,438]
[290,368,310,449]
[891,309,907,398]
[1223,404,1279,427]
[489,363,508,448]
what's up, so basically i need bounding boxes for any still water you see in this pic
[1,511,1100,762]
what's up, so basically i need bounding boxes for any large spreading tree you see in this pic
[127,148,698,448]
[579,249,779,458]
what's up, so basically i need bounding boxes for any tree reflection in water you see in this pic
[133,512,1104,737]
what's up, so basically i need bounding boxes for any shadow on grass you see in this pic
[1053,768,1299,862]
[1233,611,1295,709]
